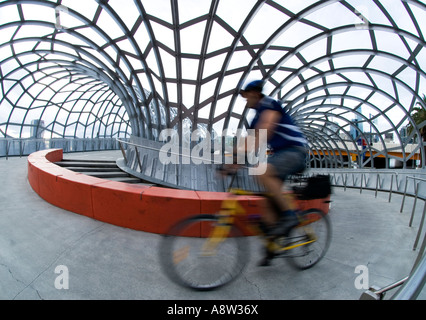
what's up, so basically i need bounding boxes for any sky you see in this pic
[0,0,425,141]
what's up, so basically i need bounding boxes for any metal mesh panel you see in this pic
[1,0,425,168]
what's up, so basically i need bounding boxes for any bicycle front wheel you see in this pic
[287,209,331,270]
[159,214,249,290]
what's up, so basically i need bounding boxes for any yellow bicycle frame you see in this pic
[202,194,245,255]
[202,188,318,255]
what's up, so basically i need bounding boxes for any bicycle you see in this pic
[159,170,332,291]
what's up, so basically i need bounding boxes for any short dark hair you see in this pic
[240,80,264,95]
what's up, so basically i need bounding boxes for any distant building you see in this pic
[30,120,45,138]
[350,107,364,141]
[400,125,414,144]
[384,132,394,143]
[350,118,363,140]
[325,121,340,139]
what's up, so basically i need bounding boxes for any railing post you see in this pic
[6,139,10,160]
[413,201,426,251]
[135,146,142,171]
[118,140,128,163]
[375,173,380,198]
[413,234,426,270]
[388,174,394,202]
[344,173,347,191]
[409,182,419,227]
[400,176,408,213]
[19,140,24,158]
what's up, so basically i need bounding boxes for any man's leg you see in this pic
[258,162,299,237]
[257,164,295,266]
[257,163,289,225]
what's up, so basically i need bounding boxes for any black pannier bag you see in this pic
[299,174,332,199]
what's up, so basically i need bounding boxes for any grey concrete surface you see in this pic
[0,151,423,300]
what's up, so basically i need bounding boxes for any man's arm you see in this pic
[253,109,281,149]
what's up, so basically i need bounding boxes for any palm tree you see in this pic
[407,94,426,167]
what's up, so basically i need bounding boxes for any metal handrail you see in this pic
[116,138,220,165]
[398,176,426,252]
[401,176,426,213]
[360,277,409,300]
[309,169,402,202]
[313,170,426,300]
[115,137,264,192]
[361,252,426,300]
[391,253,426,300]
[0,137,121,159]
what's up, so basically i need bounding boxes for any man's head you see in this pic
[240,80,264,108]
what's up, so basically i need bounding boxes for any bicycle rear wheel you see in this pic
[159,214,249,290]
[287,209,331,270]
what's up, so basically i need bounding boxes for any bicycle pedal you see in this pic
[275,236,288,247]
[267,237,289,253]
[304,229,317,242]
[307,233,317,242]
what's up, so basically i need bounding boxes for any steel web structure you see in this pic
[0,0,425,168]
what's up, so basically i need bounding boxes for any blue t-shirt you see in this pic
[249,96,307,151]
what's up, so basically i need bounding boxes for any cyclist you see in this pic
[238,80,308,265]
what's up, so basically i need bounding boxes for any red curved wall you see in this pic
[27,149,329,236]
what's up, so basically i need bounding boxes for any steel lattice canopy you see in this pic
[0,0,425,168]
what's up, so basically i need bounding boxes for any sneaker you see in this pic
[258,247,275,267]
[258,256,272,267]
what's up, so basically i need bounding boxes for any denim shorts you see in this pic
[268,146,307,181]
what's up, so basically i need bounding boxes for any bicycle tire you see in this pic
[286,209,331,270]
[159,214,249,291]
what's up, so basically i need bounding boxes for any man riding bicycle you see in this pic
[237,80,308,265]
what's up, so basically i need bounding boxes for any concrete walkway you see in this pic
[0,151,423,300]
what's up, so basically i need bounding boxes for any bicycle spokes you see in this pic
[160,215,249,290]
[173,245,190,264]
[287,210,331,270]
[160,209,331,290]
